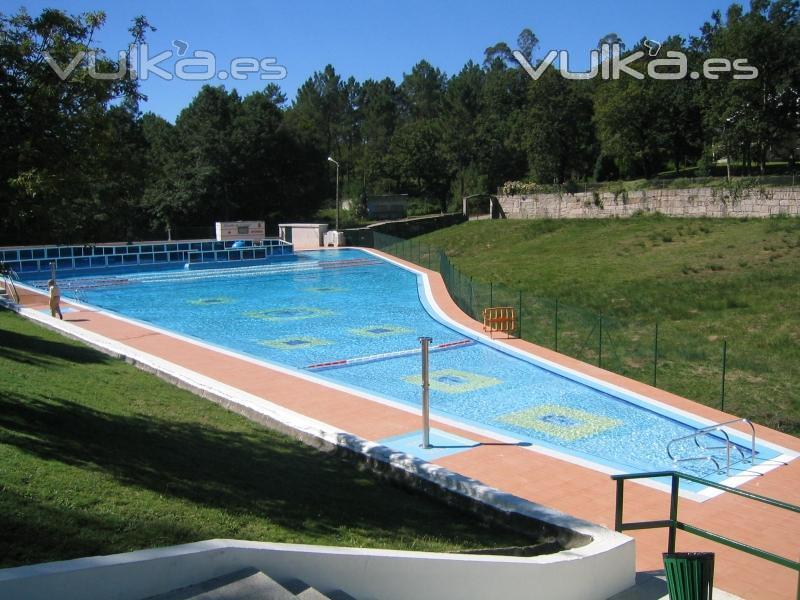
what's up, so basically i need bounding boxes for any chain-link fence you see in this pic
[373,230,734,414]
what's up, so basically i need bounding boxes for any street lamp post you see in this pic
[327,156,340,231]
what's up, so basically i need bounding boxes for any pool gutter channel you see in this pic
[4,298,634,562]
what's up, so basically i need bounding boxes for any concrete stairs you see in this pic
[145,567,355,600]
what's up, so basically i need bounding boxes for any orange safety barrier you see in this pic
[482,306,517,338]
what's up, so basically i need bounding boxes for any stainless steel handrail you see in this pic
[667,418,756,476]
[1,273,20,304]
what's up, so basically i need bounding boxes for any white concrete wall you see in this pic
[0,537,635,600]
[498,186,800,220]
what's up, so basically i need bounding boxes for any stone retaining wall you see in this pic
[497,186,800,219]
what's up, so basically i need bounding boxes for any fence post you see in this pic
[668,474,679,554]
[554,297,559,352]
[653,321,659,387]
[598,313,603,368]
[469,276,474,317]
[457,269,462,308]
[721,339,727,412]
[518,290,523,338]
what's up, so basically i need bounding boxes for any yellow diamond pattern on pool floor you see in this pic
[304,286,347,293]
[497,404,622,441]
[350,325,412,337]
[244,306,334,321]
[404,369,501,394]
[188,296,234,305]
[258,336,332,350]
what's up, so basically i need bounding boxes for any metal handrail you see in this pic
[611,470,800,595]
[667,418,756,476]
[1,273,20,304]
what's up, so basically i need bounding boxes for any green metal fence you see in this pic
[612,470,800,598]
[373,230,732,410]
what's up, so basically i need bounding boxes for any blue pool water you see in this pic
[30,248,785,489]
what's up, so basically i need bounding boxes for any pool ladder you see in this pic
[1,267,21,304]
[667,418,756,477]
[62,282,87,304]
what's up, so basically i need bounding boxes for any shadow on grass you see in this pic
[0,326,109,367]
[0,487,199,567]
[0,390,521,565]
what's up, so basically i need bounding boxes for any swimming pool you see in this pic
[25,248,793,495]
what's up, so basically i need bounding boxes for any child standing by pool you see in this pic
[48,279,63,319]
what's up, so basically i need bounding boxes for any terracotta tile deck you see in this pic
[14,252,800,599]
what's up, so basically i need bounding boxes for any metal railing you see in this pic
[667,418,756,476]
[1,267,20,304]
[612,470,800,596]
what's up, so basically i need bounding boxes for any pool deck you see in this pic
[11,251,800,599]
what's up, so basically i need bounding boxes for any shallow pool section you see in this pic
[31,248,792,494]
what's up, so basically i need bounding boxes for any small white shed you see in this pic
[278,223,329,249]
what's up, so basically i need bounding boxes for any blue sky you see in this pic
[13,0,730,121]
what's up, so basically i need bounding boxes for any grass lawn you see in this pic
[0,310,534,569]
[413,215,800,435]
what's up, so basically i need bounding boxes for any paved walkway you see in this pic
[14,252,800,599]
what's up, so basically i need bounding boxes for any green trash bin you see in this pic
[663,552,715,600]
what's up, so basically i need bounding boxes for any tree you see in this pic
[389,119,454,209]
[592,38,705,179]
[483,42,514,69]
[172,85,240,223]
[443,62,486,198]
[141,112,181,234]
[399,60,446,120]
[477,55,530,191]
[697,0,800,174]
[285,65,352,206]
[598,32,626,50]
[0,7,149,244]
[286,65,348,158]
[357,78,401,195]
[516,28,539,63]
[513,68,597,183]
